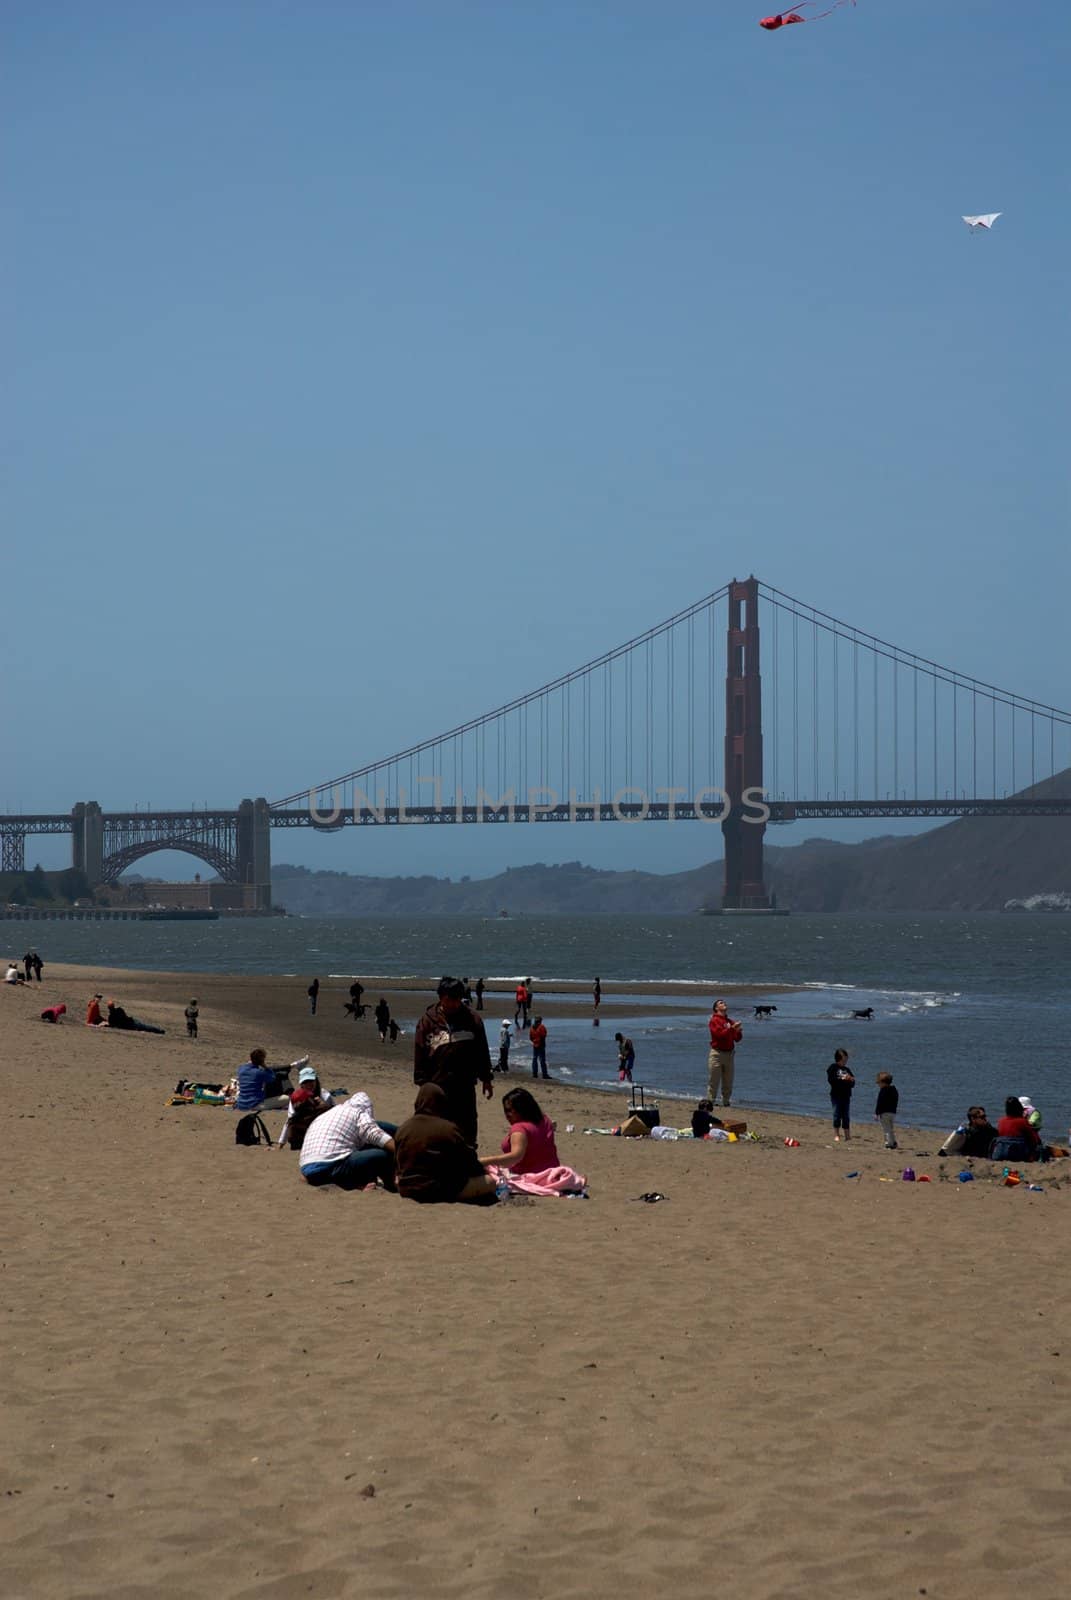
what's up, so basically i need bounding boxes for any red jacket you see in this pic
[529,1023,547,1048]
[708,1013,742,1053]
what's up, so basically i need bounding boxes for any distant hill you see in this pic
[272,768,1071,915]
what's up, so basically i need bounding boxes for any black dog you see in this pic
[852,1007,874,1021]
[753,1005,778,1018]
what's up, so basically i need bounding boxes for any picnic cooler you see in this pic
[627,1084,660,1130]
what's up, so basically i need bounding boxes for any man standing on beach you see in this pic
[529,1016,548,1080]
[707,999,742,1108]
[307,978,320,1015]
[414,977,494,1146]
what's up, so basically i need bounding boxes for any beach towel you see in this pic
[491,1164,587,1197]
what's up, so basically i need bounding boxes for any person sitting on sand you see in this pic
[5,963,25,985]
[86,993,105,1026]
[480,1086,560,1177]
[234,1047,301,1112]
[39,1003,67,1023]
[691,1099,723,1139]
[394,1083,497,1206]
[990,1097,1043,1163]
[278,1065,335,1151]
[298,1092,397,1191]
[106,999,165,1035]
[938,1106,998,1159]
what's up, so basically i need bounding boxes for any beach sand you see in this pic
[2,965,1068,1600]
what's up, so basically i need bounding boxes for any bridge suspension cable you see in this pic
[758,582,1071,804]
[272,584,733,816]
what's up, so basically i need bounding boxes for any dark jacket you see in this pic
[394,1084,485,1203]
[414,1002,492,1093]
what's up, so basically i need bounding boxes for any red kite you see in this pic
[759,2,855,30]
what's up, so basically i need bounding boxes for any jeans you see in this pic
[302,1127,397,1191]
[531,1046,548,1078]
[831,1093,852,1131]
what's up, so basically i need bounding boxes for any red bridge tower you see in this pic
[722,576,771,909]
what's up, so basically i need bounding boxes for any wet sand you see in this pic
[2,963,1068,1600]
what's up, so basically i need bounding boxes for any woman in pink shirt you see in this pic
[481,1087,559,1177]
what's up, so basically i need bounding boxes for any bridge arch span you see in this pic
[102,841,238,885]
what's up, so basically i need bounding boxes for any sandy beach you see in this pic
[2,963,1068,1600]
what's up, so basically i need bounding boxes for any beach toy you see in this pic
[726,1132,738,1143]
[957,1170,975,1183]
[1002,1170,1022,1187]
[917,1174,932,1183]
[901,1168,916,1182]
[784,1137,800,1147]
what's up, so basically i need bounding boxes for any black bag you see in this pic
[627,1084,660,1130]
[235,1113,273,1147]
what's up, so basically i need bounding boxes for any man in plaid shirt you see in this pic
[298,1092,397,1191]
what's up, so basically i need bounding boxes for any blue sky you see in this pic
[5,1,1069,879]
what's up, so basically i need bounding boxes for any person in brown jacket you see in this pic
[413,977,494,1146]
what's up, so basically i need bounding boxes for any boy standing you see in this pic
[875,1072,899,1149]
[185,999,199,1039]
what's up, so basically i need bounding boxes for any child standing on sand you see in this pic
[875,1071,898,1149]
[185,999,199,1039]
[826,1049,855,1142]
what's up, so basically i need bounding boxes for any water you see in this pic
[18,912,1070,1135]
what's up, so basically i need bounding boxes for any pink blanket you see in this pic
[493,1164,588,1196]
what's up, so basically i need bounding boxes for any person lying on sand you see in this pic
[40,1003,67,1023]
[106,1000,165,1035]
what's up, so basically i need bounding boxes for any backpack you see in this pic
[235,1112,273,1147]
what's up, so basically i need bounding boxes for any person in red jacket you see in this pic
[529,1016,549,1080]
[707,999,742,1108]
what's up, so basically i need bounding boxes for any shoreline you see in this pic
[21,961,950,1138]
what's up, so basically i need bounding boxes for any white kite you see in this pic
[962,213,1002,232]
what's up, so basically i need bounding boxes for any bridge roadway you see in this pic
[4,797,1071,837]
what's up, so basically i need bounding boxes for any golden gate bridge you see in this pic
[4,579,1069,911]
